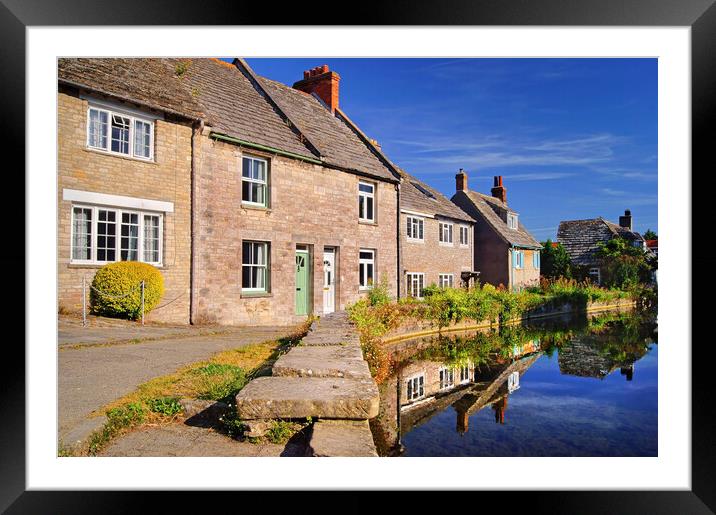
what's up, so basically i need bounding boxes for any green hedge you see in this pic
[90,262,164,320]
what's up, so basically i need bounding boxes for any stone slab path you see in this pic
[235,311,379,456]
[59,324,294,445]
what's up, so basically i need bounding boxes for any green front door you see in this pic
[295,250,309,315]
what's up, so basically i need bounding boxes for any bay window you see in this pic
[70,205,163,265]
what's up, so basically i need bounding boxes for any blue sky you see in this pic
[241,58,657,241]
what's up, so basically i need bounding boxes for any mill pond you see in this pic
[371,310,658,457]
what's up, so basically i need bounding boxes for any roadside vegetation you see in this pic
[73,319,313,456]
[349,277,644,383]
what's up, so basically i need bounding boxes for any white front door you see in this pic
[323,248,335,314]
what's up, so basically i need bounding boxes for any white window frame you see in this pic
[406,272,425,299]
[86,103,155,161]
[533,251,541,269]
[241,240,270,293]
[406,215,424,242]
[507,213,519,230]
[69,203,163,266]
[406,373,425,401]
[439,222,453,245]
[359,249,375,290]
[439,367,455,391]
[241,155,269,208]
[589,267,601,284]
[514,250,524,269]
[459,225,469,246]
[358,181,376,223]
[459,364,471,384]
[439,273,454,289]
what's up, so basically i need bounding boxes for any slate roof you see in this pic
[557,217,645,266]
[58,58,398,181]
[396,168,473,222]
[57,58,204,120]
[256,75,397,182]
[459,190,541,249]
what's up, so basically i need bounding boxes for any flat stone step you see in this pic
[307,419,378,457]
[272,346,371,379]
[235,376,379,420]
[301,333,360,347]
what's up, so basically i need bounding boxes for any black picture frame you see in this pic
[5,0,712,512]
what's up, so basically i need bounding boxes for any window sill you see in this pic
[438,242,454,247]
[68,262,166,270]
[240,291,272,299]
[406,238,425,244]
[241,202,271,212]
[358,220,377,226]
[84,147,157,165]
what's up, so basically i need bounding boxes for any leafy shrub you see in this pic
[90,262,164,320]
[88,402,147,455]
[367,276,391,306]
[266,420,298,444]
[147,396,183,417]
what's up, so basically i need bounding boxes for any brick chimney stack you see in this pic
[491,176,507,204]
[455,169,468,192]
[619,209,633,231]
[293,64,341,113]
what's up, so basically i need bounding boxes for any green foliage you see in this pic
[539,239,572,279]
[175,60,190,76]
[218,408,247,439]
[367,275,391,306]
[596,237,653,289]
[88,402,147,455]
[90,261,165,320]
[266,420,297,444]
[192,363,247,401]
[147,396,183,417]
[643,229,657,240]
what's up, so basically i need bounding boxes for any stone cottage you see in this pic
[57,59,199,323]
[557,209,646,284]
[58,58,402,325]
[396,168,476,298]
[451,171,542,290]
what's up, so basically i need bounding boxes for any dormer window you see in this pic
[507,213,518,230]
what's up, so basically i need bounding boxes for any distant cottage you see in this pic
[451,171,542,290]
[557,209,645,284]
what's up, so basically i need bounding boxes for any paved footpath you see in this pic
[100,424,307,457]
[59,321,294,444]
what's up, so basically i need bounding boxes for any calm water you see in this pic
[372,311,658,457]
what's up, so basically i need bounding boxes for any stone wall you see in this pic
[192,133,398,326]
[400,213,473,295]
[57,89,193,323]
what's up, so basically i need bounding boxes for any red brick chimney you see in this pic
[491,176,507,204]
[293,64,341,113]
[455,169,468,192]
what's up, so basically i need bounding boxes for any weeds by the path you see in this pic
[69,320,313,457]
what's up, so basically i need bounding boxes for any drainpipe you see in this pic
[396,181,401,299]
[189,120,204,325]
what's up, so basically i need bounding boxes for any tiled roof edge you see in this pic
[58,77,202,122]
[335,107,402,182]
[232,58,322,160]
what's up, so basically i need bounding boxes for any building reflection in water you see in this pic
[371,319,653,456]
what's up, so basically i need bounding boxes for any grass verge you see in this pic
[73,319,312,456]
